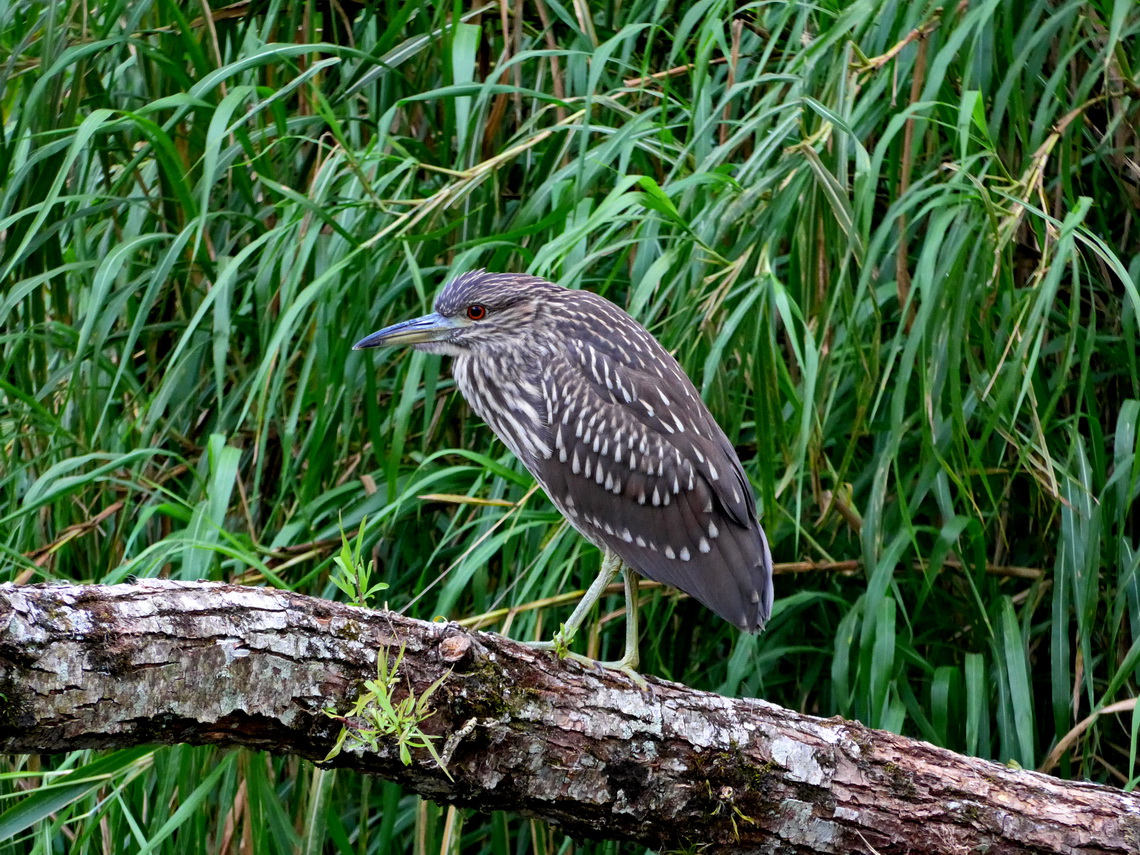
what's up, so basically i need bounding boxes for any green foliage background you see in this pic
[2,0,1139,851]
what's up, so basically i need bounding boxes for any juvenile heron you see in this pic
[354,271,773,675]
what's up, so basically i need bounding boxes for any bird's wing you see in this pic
[532,339,771,631]
[557,311,757,525]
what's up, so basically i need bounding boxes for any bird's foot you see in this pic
[556,650,650,692]
[525,626,650,692]
[523,623,575,656]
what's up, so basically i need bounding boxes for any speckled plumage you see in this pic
[377,270,773,632]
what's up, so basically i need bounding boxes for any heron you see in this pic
[354,271,773,679]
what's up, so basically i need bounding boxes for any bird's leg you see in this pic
[614,563,640,672]
[574,564,647,689]
[529,550,648,689]
[528,547,622,653]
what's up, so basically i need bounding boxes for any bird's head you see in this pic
[353,270,558,357]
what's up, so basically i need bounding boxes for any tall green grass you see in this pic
[2,0,1138,851]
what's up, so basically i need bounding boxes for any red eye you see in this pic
[466,304,487,320]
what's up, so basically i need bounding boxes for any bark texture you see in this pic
[0,580,1136,853]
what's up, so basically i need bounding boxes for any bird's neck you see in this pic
[453,350,551,465]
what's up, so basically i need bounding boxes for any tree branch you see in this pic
[0,581,1136,853]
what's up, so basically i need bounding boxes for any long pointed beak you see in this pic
[352,312,462,349]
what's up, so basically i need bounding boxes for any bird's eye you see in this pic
[466,304,487,321]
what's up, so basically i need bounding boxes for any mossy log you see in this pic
[0,581,1136,854]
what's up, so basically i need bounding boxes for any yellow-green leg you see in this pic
[528,548,645,686]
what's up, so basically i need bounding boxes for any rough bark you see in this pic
[0,581,1136,854]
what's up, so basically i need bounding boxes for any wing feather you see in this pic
[529,304,772,631]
